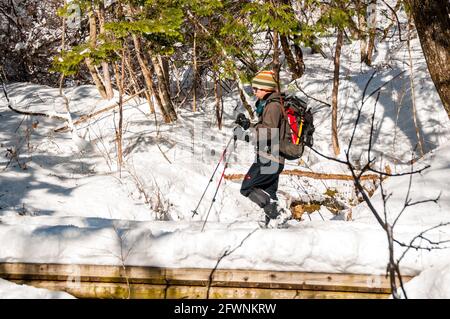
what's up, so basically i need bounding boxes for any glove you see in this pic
[233,126,250,142]
[235,113,250,130]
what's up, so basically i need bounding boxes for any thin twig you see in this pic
[294,82,331,107]
[206,228,258,299]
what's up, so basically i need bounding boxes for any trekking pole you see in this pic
[191,132,236,217]
[201,138,237,232]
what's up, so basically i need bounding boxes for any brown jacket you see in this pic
[252,92,286,164]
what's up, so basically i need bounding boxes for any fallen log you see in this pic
[53,88,146,133]
[1,82,67,121]
[225,169,382,182]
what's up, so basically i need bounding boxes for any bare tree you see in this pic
[310,74,448,298]
[192,30,198,112]
[272,31,281,87]
[97,1,114,100]
[85,5,107,99]
[214,74,224,130]
[331,28,343,156]
[113,50,126,174]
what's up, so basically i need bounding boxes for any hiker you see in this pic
[233,70,291,228]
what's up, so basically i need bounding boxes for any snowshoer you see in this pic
[233,70,291,228]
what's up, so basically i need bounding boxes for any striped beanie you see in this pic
[251,70,278,91]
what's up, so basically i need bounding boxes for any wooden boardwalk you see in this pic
[0,263,412,299]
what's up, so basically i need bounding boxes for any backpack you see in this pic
[269,94,315,160]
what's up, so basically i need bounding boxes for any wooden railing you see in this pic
[0,263,412,299]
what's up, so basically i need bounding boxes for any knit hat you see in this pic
[251,70,277,91]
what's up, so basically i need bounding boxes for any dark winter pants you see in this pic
[240,158,284,210]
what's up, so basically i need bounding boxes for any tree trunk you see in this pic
[101,65,114,99]
[113,50,125,173]
[407,0,450,118]
[279,0,304,79]
[356,0,369,63]
[160,55,170,90]
[85,7,107,99]
[272,31,281,90]
[331,29,343,156]
[125,47,155,113]
[238,86,255,120]
[280,34,302,80]
[364,0,377,66]
[407,17,425,156]
[132,34,156,114]
[214,75,223,130]
[150,53,177,122]
[192,31,197,112]
[292,36,305,78]
[124,48,141,95]
[97,2,114,100]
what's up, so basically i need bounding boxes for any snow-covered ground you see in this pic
[1,6,450,298]
[398,264,450,299]
[0,278,75,299]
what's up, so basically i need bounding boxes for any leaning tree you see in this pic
[406,0,450,118]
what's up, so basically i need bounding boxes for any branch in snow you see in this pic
[53,89,146,133]
[1,82,68,121]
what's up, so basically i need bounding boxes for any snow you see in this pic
[397,263,450,299]
[0,278,75,299]
[1,3,450,299]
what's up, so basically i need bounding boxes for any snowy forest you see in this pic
[0,0,450,300]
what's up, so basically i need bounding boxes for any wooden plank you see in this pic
[0,263,412,295]
[10,280,390,299]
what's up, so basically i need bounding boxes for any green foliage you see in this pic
[56,0,95,17]
[185,0,224,17]
[318,6,355,30]
[52,0,365,96]
[220,15,254,57]
[106,4,183,35]
[237,69,255,85]
[303,0,320,5]
[401,0,412,15]
[243,2,298,35]
[52,41,122,76]
[106,5,183,54]
[52,46,88,76]
[56,3,71,18]
[106,17,181,38]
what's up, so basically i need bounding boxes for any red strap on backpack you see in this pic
[277,95,300,144]
[286,109,298,144]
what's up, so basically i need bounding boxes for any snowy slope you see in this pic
[353,143,450,226]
